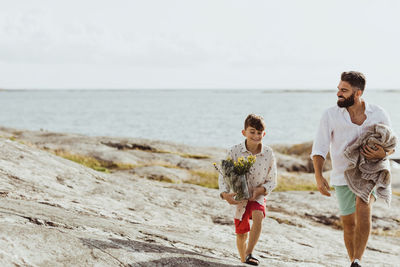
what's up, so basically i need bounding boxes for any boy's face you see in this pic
[242,126,265,146]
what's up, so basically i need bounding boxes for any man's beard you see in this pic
[337,93,355,108]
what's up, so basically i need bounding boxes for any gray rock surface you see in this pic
[0,130,399,266]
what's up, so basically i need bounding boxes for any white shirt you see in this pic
[311,101,391,186]
[218,141,277,220]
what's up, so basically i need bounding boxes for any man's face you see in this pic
[337,81,357,108]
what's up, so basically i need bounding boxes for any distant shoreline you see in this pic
[1,88,400,92]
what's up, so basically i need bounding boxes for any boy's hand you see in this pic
[249,186,266,201]
[221,192,240,205]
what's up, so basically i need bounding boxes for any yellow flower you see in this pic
[248,155,256,164]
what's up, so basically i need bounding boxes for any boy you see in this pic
[219,114,277,266]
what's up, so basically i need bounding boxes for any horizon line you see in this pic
[1,88,400,92]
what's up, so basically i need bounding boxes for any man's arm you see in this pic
[363,110,396,160]
[361,145,394,160]
[312,155,331,197]
[311,110,332,197]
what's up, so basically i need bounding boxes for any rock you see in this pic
[0,135,399,266]
[275,153,311,172]
[131,165,191,183]
[272,143,332,173]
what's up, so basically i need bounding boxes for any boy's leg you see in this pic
[236,233,248,262]
[245,210,263,257]
[354,195,374,261]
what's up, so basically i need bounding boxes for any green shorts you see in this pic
[333,185,377,216]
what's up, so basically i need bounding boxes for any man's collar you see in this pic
[364,100,372,113]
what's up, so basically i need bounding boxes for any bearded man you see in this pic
[311,71,395,267]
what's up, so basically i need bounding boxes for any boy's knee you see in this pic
[236,233,248,240]
[252,210,264,221]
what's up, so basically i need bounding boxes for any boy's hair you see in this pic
[341,71,366,92]
[244,114,266,131]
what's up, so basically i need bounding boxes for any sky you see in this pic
[0,0,400,90]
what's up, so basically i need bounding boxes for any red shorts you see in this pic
[234,200,266,234]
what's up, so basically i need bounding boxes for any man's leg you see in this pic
[335,185,358,261]
[354,196,374,261]
[341,213,356,261]
[236,232,248,262]
[245,210,263,256]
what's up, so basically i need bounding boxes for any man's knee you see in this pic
[356,197,373,220]
[341,214,356,232]
[356,196,373,208]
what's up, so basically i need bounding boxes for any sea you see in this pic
[0,89,399,156]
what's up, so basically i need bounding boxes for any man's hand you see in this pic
[361,144,386,160]
[249,186,266,201]
[221,192,240,205]
[315,175,331,197]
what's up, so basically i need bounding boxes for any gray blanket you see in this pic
[343,124,397,205]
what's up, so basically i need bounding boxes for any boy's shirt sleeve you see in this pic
[261,151,277,195]
[218,149,232,195]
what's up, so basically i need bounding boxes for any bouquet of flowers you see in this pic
[214,155,256,201]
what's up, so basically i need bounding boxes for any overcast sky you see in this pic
[1,0,399,89]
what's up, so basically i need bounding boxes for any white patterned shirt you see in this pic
[218,141,277,220]
[311,101,391,186]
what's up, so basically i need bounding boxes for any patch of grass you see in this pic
[157,150,210,159]
[371,229,400,237]
[180,153,210,159]
[54,150,111,172]
[392,191,400,197]
[147,174,176,183]
[53,150,135,173]
[184,171,322,191]
[112,162,137,170]
[5,136,28,146]
[275,175,319,192]
[130,162,183,170]
[186,170,219,189]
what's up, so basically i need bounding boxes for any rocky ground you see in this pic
[0,127,399,266]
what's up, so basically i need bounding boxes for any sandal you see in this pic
[245,254,259,266]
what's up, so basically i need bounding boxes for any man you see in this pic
[311,71,394,267]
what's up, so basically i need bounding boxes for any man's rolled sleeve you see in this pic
[311,110,331,160]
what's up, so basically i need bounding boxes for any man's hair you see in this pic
[341,71,366,91]
[244,114,266,131]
